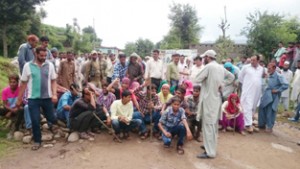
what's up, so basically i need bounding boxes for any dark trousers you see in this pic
[28,99,57,143]
[70,111,98,132]
[0,107,24,131]
[151,78,161,92]
[162,124,186,146]
[293,102,300,120]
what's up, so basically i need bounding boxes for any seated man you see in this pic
[110,90,142,140]
[185,85,202,142]
[0,73,24,138]
[133,82,162,139]
[69,87,111,140]
[158,96,192,155]
[56,83,80,128]
[161,87,189,113]
[96,82,116,111]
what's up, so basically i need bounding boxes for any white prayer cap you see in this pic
[91,50,97,55]
[284,61,290,65]
[201,50,217,58]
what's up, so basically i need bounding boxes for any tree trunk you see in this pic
[2,24,8,57]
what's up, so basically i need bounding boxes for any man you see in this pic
[288,60,300,122]
[258,63,288,132]
[96,82,116,111]
[70,87,111,140]
[274,42,286,63]
[144,50,163,89]
[106,53,118,84]
[39,36,53,60]
[56,83,80,128]
[286,42,296,70]
[84,50,107,88]
[16,47,58,151]
[280,61,293,113]
[17,34,39,74]
[178,55,187,85]
[51,48,60,72]
[110,90,142,140]
[126,53,144,84]
[112,53,128,81]
[195,49,234,159]
[190,56,203,85]
[166,53,180,89]
[57,51,75,89]
[238,55,264,133]
[292,42,300,72]
[237,56,247,70]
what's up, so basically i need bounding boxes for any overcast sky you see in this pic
[42,0,300,49]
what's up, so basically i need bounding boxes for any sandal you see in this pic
[177,146,184,155]
[31,143,41,151]
[87,131,96,137]
[140,132,149,140]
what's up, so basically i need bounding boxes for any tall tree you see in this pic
[215,36,235,62]
[0,0,47,57]
[242,10,298,60]
[123,42,137,56]
[135,38,154,57]
[161,3,202,49]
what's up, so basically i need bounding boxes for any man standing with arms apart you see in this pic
[16,47,58,150]
[258,63,288,132]
[195,50,234,159]
[144,50,163,90]
[238,55,264,133]
[17,34,39,74]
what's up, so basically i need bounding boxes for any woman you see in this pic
[181,80,193,96]
[158,80,175,94]
[158,84,173,104]
[220,93,246,135]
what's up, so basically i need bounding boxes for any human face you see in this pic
[162,86,169,95]
[278,43,283,48]
[204,56,209,65]
[172,101,181,112]
[119,56,126,63]
[29,38,39,48]
[153,52,159,60]
[267,63,276,74]
[121,83,129,90]
[283,64,289,70]
[52,52,58,58]
[83,88,92,101]
[41,41,49,48]
[110,55,116,61]
[71,88,80,97]
[230,96,237,104]
[36,51,47,63]
[193,89,200,98]
[173,56,180,64]
[9,79,18,91]
[92,54,97,60]
[175,90,183,99]
[194,59,202,66]
[250,56,258,68]
[122,95,131,104]
[67,53,74,61]
[102,85,108,94]
[130,57,137,63]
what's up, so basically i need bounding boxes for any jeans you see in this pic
[162,124,186,146]
[28,98,57,143]
[170,79,179,93]
[293,102,300,121]
[57,109,70,128]
[70,111,98,132]
[111,119,142,134]
[133,111,161,133]
[24,105,32,129]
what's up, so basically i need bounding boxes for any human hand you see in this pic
[52,95,58,104]
[271,89,277,94]
[164,132,172,138]
[186,131,193,140]
[106,117,112,126]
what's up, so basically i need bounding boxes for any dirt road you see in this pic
[1,123,299,169]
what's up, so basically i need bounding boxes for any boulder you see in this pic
[42,134,53,141]
[68,132,79,142]
[42,123,49,131]
[22,136,32,144]
[13,131,24,141]
[54,133,61,139]
[41,118,47,124]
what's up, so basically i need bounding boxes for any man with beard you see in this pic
[16,47,58,151]
[112,53,128,81]
[57,51,75,89]
[195,50,234,159]
[126,53,144,84]
[280,61,293,113]
[39,36,53,60]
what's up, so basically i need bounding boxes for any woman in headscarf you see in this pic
[220,93,246,135]
[158,80,176,94]
[181,80,193,96]
[157,84,173,104]
[223,62,239,100]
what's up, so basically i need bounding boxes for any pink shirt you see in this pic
[1,86,19,108]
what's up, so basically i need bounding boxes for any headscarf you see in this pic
[122,77,130,85]
[129,81,140,90]
[158,80,175,94]
[224,62,235,74]
[226,93,240,114]
[183,80,193,96]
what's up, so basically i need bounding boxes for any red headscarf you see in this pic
[183,80,193,96]
[226,93,240,114]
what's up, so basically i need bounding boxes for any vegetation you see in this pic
[123,38,154,58]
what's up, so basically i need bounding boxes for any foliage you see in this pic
[123,38,154,58]
[160,3,202,49]
[0,57,18,91]
[215,36,235,62]
[242,10,299,60]
[124,42,137,56]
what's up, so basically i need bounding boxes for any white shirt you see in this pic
[190,65,203,85]
[144,58,163,79]
[281,69,293,98]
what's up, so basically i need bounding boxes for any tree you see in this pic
[123,42,137,56]
[215,36,235,62]
[0,0,47,57]
[242,11,298,60]
[135,38,154,57]
[161,3,202,49]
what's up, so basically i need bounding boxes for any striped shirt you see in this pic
[21,60,57,99]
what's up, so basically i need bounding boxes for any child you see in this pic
[158,96,192,155]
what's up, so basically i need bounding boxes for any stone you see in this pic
[22,135,32,144]
[13,131,24,141]
[61,127,70,133]
[57,120,67,128]
[54,133,61,139]
[68,132,79,142]
[41,118,47,124]
[43,144,54,148]
[42,134,53,141]
[42,123,49,131]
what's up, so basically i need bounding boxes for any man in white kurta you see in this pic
[238,55,264,133]
[190,56,203,85]
[280,61,293,111]
[290,61,300,103]
[195,50,234,159]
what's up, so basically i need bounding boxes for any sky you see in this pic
[41,0,300,49]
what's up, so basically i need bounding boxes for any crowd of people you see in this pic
[1,34,300,158]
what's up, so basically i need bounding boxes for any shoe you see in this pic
[246,126,253,133]
[197,152,212,159]
[240,131,246,136]
[87,131,96,137]
[288,118,299,122]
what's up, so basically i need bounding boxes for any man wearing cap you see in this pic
[195,50,234,159]
[84,50,107,88]
[145,50,163,91]
[57,51,76,89]
[106,53,118,84]
[112,53,128,81]
[280,61,293,113]
[17,34,39,74]
[126,52,144,84]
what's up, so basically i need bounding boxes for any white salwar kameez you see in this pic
[291,69,300,102]
[238,64,264,126]
[195,61,234,158]
[280,69,293,110]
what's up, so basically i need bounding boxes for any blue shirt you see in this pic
[17,43,35,74]
[56,91,79,113]
[111,61,128,81]
[159,107,186,128]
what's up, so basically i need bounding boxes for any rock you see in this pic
[22,135,32,144]
[297,141,300,146]
[68,132,79,142]
[79,139,84,144]
[54,133,61,139]
[41,118,47,124]
[42,134,53,141]
[13,131,24,141]
[43,144,54,148]
[61,127,70,133]
[42,123,49,131]
[57,120,67,128]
